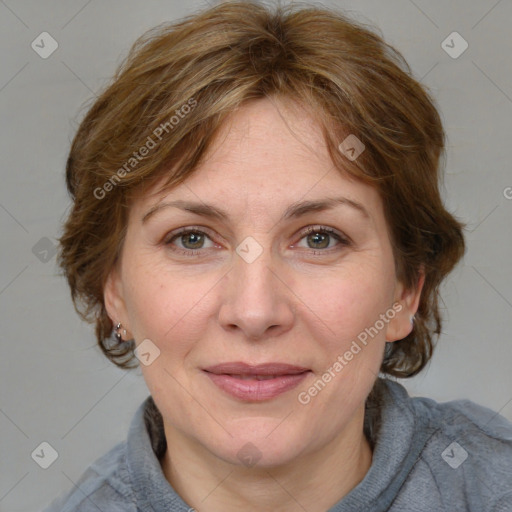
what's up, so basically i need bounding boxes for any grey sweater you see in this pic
[43,378,512,511]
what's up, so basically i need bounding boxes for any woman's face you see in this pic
[105,98,420,467]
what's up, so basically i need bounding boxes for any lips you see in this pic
[202,362,311,401]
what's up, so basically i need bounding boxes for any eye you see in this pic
[294,226,350,252]
[165,227,217,256]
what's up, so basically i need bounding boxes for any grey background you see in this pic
[0,0,511,510]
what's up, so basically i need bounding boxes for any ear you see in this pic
[385,268,425,342]
[104,265,132,339]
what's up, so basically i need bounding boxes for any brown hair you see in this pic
[58,0,465,377]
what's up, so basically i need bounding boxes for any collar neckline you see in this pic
[126,378,435,512]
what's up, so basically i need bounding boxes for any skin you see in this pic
[105,97,424,512]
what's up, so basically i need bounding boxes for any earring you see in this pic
[410,315,416,325]
[115,322,127,342]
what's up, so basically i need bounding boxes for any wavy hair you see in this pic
[58,0,465,377]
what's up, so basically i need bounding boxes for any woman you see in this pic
[45,1,512,511]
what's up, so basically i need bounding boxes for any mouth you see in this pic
[202,362,311,402]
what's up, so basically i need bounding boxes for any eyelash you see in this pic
[297,226,351,254]
[164,225,351,258]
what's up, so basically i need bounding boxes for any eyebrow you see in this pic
[141,196,370,224]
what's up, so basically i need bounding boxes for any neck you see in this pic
[161,405,373,512]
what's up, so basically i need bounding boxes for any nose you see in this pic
[217,245,295,341]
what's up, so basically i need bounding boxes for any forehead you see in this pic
[131,98,384,222]
[206,97,326,166]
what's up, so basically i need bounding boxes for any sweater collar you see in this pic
[126,378,436,511]
[328,378,437,511]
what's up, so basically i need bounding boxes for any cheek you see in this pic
[124,264,218,400]
[121,256,216,346]
[297,272,392,420]
[300,261,395,347]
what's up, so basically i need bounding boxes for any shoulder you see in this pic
[411,390,512,454]
[407,386,512,508]
[42,441,137,512]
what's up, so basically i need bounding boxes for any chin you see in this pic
[204,420,309,468]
